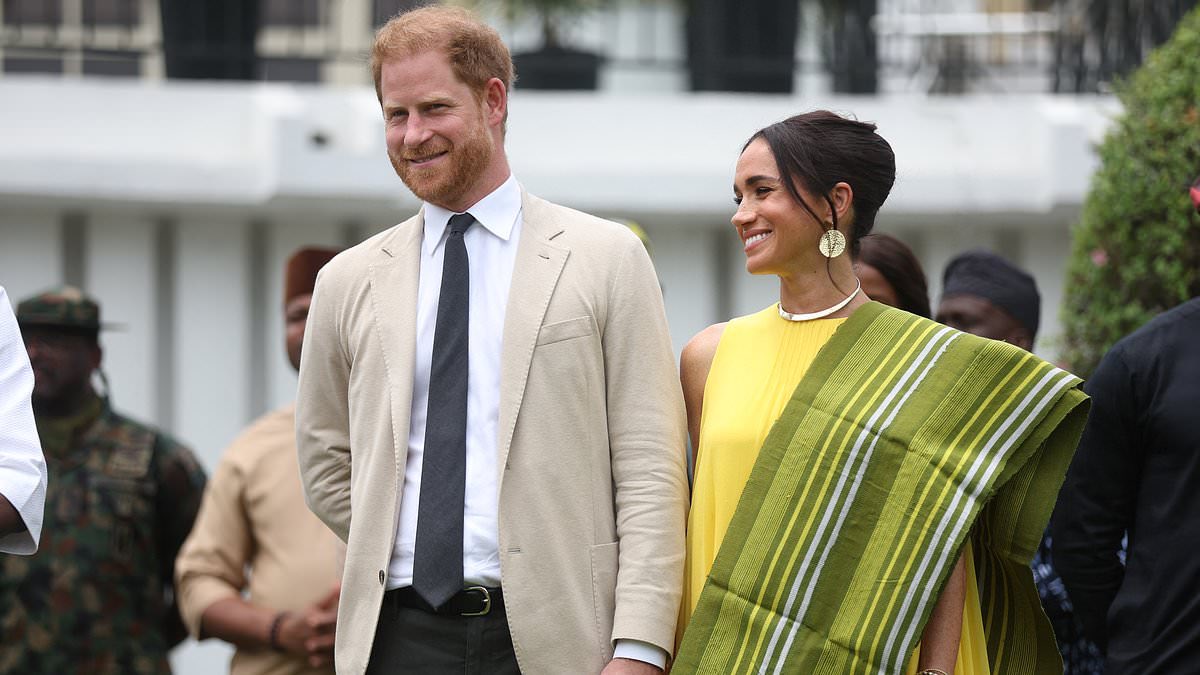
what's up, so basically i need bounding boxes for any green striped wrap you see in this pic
[675,303,1088,675]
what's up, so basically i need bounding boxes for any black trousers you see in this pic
[365,592,521,674]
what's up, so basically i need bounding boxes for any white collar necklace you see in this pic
[778,279,862,322]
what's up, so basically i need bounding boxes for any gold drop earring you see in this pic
[818,223,847,258]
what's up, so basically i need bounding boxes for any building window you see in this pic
[3,0,62,25]
[259,57,320,82]
[3,51,64,74]
[263,0,321,27]
[372,0,431,28]
[82,0,139,26]
[83,49,141,77]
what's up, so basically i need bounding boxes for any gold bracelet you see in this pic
[917,669,950,675]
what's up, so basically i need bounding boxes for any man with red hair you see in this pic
[296,6,687,675]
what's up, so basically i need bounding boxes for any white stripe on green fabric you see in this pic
[755,325,959,675]
[724,318,936,672]
[852,355,1032,672]
[876,365,1078,673]
[869,364,1047,670]
[874,365,1066,672]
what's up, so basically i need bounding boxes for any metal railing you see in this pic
[0,0,1192,93]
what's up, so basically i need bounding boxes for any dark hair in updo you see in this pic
[746,110,896,257]
[855,233,931,318]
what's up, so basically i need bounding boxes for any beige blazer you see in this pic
[296,191,688,674]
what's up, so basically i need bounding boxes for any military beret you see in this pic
[16,286,105,332]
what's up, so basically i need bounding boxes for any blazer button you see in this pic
[379,570,385,585]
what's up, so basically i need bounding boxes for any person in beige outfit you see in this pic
[176,248,342,675]
[295,6,688,675]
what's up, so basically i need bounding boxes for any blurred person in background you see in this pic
[0,287,206,674]
[936,250,1104,674]
[1051,182,1200,673]
[176,247,342,675]
[0,286,46,556]
[674,110,1087,674]
[854,232,931,317]
[295,6,686,675]
[936,251,1040,351]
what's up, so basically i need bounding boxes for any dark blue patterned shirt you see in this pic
[1033,533,1106,674]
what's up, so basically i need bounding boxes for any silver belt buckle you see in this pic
[461,586,491,616]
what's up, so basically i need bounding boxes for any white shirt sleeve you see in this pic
[0,286,47,555]
[613,638,668,670]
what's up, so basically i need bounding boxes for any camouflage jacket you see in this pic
[0,398,206,675]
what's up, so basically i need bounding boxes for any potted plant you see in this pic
[473,0,609,90]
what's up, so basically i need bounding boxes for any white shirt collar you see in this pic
[422,174,522,257]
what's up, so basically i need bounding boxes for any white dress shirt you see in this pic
[0,286,47,555]
[389,174,522,589]
[386,176,666,669]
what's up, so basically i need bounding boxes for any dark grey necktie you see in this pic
[412,212,474,609]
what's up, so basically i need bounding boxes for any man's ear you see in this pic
[483,77,507,128]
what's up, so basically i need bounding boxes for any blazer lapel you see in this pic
[368,213,424,479]
[496,192,569,480]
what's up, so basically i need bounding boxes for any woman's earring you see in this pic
[818,228,847,258]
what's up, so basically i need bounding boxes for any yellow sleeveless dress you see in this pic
[680,305,990,673]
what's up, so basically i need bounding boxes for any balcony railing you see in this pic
[0,0,1192,94]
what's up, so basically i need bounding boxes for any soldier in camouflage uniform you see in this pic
[0,287,207,674]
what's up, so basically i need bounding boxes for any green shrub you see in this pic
[1061,5,1200,378]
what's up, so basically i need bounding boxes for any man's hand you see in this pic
[276,584,340,667]
[601,657,664,675]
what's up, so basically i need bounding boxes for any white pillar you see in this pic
[650,224,723,356]
[86,213,159,422]
[172,218,253,469]
[0,214,63,302]
[1018,220,1073,363]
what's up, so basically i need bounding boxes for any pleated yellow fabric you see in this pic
[682,307,845,626]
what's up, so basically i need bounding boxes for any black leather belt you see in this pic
[386,585,503,617]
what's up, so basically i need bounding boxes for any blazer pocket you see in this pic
[590,541,619,661]
[536,316,595,346]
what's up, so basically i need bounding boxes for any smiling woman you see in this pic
[673,111,1087,675]
[728,112,893,315]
